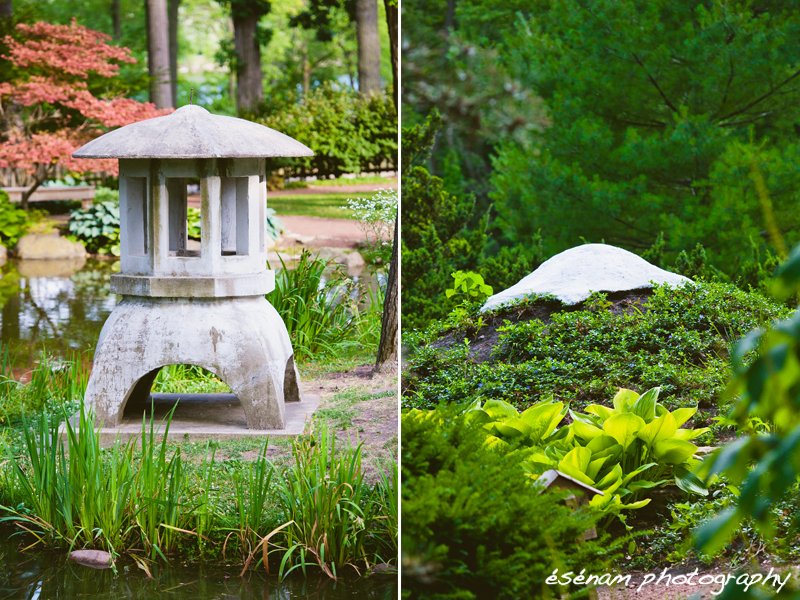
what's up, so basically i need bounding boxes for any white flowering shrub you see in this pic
[343,188,397,266]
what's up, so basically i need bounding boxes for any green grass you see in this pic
[307,175,396,187]
[268,192,373,219]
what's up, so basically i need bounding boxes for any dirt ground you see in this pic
[228,362,398,477]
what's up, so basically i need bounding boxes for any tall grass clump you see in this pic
[269,251,379,359]
[0,404,190,559]
[274,422,394,578]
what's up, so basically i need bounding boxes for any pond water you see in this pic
[0,257,380,372]
[0,257,117,370]
[0,536,397,599]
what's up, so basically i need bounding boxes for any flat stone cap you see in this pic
[482,243,692,311]
[73,105,314,159]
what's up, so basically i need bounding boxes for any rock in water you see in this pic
[16,233,87,260]
[69,549,113,569]
[482,243,692,312]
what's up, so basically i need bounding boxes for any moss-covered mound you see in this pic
[403,282,790,415]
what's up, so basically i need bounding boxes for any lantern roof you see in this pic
[73,105,314,159]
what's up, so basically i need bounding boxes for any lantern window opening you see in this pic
[220,176,249,257]
[166,177,199,258]
[125,176,148,257]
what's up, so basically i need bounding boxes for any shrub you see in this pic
[401,406,616,599]
[404,282,790,415]
[0,190,29,248]
[260,83,397,180]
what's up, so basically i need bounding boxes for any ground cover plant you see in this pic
[404,282,790,420]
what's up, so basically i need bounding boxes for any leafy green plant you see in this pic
[0,190,29,248]
[68,192,120,255]
[466,387,709,527]
[260,82,397,180]
[268,251,369,360]
[442,270,493,331]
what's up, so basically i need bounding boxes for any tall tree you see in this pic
[217,0,270,114]
[146,0,172,108]
[355,0,379,93]
[290,0,382,94]
[111,0,120,39]
[168,0,179,105]
[383,0,397,106]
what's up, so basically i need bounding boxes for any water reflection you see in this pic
[0,258,118,368]
[0,257,382,371]
[0,537,397,599]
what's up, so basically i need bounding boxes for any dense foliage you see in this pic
[694,243,800,565]
[402,405,616,599]
[0,403,395,576]
[0,190,29,248]
[401,0,800,329]
[404,283,790,414]
[401,113,543,329]
[470,387,711,525]
[488,1,800,276]
[268,251,381,360]
[260,83,397,180]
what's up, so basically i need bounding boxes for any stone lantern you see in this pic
[72,105,313,431]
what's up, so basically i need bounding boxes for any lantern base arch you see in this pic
[84,295,302,430]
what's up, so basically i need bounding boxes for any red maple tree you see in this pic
[0,19,170,209]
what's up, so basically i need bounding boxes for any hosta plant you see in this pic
[465,386,710,526]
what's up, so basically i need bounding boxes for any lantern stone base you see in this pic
[84,295,303,430]
[62,392,320,447]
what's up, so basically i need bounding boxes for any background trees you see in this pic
[402,0,800,326]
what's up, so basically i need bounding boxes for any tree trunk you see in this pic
[383,0,397,108]
[168,0,180,106]
[356,0,381,94]
[374,217,398,373]
[302,42,310,94]
[0,1,11,19]
[446,0,456,32]
[111,0,120,39]
[374,3,397,374]
[233,11,263,114]
[146,0,173,108]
